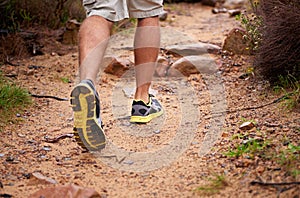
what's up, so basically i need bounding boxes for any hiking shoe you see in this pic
[130,94,163,123]
[70,79,105,151]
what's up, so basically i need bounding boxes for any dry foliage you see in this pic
[254,0,300,83]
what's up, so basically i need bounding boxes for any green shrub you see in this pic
[0,72,32,130]
[0,0,85,31]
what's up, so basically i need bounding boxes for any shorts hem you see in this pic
[87,11,129,22]
[129,8,164,19]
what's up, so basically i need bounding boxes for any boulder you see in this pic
[222,28,251,55]
[165,43,220,56]
[171,55,218,76]
[30,184,101,198]
[223,0,247,9]
[103,56,133,77]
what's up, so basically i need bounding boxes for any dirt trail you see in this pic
[1,3,299,198]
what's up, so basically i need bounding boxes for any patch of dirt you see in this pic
[0,3,299,198]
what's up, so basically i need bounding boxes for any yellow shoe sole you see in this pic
[130,109,164,123]
[70,83,105,151]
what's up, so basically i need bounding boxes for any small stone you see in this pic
[6,156,14,162]
[266,128,275,133]
[42,146,52,151]
[256,166,265,173]
[239,121,255,131]
[123,160,134,165]
[30,172,57,185]
[27,69,35,76]
[23,173,31,179]
[212,8,228,14]
[228,9,241,17]
[153,129,160,134]
[18,133,26,138]
[222,132,229,137]
[235,159,253,167]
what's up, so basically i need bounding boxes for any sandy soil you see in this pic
[0,3,299,198]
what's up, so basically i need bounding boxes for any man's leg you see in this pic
[130,16,164,123]
[79,15,113,84]
[134,16,160,103]
[70,16,113,151]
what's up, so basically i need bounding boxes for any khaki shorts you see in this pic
[83,0,164,22]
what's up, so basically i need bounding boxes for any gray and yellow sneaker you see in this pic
[70,79,105,151]
[130,94,163,123]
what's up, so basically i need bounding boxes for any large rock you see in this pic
[165,43,220,56]
[30,184,101,198]
[103,56,133,77]
[171,55,218,77]
[223,0,247,9]
[222,28,251,55]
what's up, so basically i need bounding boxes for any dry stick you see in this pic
[212,92,293,116]
[5,56,20,66]
[44,133,74,143]
[30,93,68,101]
[250,181,300,186]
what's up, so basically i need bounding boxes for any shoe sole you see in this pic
[70,83,105,151]
[130,109,164,123]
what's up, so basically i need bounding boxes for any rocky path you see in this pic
[1,3,299,198]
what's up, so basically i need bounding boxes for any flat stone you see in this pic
[30,184,101,198]
[223,0,247,9]
[239,121,255,131]
[29,172,57,185]
[171,55,218,76]
[165,42,220,56]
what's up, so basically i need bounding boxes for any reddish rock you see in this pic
[103,56,133,77]
[223,28,252,55]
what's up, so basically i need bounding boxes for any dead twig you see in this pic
[212,93,293,115]
[30,93,68,101]
[5,56,20,66]
[44,133,74,143]
[250,180,300,186]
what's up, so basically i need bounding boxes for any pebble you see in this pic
[31,172,57,184]
[42,146,52,151]
[239,121,255,131]
[153,129,161,134]
[256,166,265,173]
[123,160,134,165]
